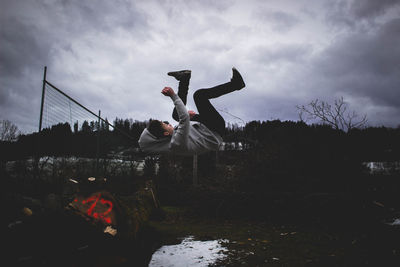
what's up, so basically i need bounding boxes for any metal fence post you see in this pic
[39,66,47,132]
[35,66,47,179]
[96,110,100,176]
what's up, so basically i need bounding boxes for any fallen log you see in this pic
[65,179,158,239]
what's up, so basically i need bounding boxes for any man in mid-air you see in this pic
[138,67,245,155]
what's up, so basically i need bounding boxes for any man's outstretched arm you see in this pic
[161,87,190,150]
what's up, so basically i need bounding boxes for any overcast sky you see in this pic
[1,0,400,134]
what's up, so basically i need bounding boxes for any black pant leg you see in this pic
[172,79,190,122]
[193,88,226,136]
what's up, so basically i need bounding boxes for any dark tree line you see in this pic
[225,120,400,161]
[0,118,399,162]
[0,118,147,161]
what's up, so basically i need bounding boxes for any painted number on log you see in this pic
[74,193,113,224]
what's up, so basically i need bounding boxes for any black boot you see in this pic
[230,67,245,90]
[167,70,191,81]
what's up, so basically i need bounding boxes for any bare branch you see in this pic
[296,97,367,131]
[0,119,19,141]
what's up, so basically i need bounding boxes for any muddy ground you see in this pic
[4,197,400,267]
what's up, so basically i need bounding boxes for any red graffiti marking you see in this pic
[79,193,113,224]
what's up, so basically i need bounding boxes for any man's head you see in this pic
[147,119,173,138]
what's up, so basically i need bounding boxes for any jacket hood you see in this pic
[138,128,171,154]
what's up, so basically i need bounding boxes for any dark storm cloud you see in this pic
[0,0,141,75]
[314,17,400,108]
[0,15,50,77]
[325,0,400,29]
[350,0,400,20]
[0,0,148,78]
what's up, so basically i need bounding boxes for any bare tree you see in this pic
[297,97,367,131]
[0,119,19,141]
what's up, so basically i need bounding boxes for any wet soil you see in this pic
[148,206,400,266]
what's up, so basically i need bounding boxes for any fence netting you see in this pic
[37,81,147,183]
[42,82,101,133]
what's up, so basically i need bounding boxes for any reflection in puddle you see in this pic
[386,218,400,226]
[149,236,228,267]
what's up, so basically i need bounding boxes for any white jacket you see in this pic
[138,94,223,155]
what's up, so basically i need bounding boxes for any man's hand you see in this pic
[188,110,196,119]
[161,87,175,97]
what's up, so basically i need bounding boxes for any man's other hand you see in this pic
[161,87,175,96]
[188,110,196,119]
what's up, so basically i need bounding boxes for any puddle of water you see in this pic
[363,161,400,174]
[386,218,400,226]
[149,236,228,267]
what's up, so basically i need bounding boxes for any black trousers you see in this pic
[172,80,235,137]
